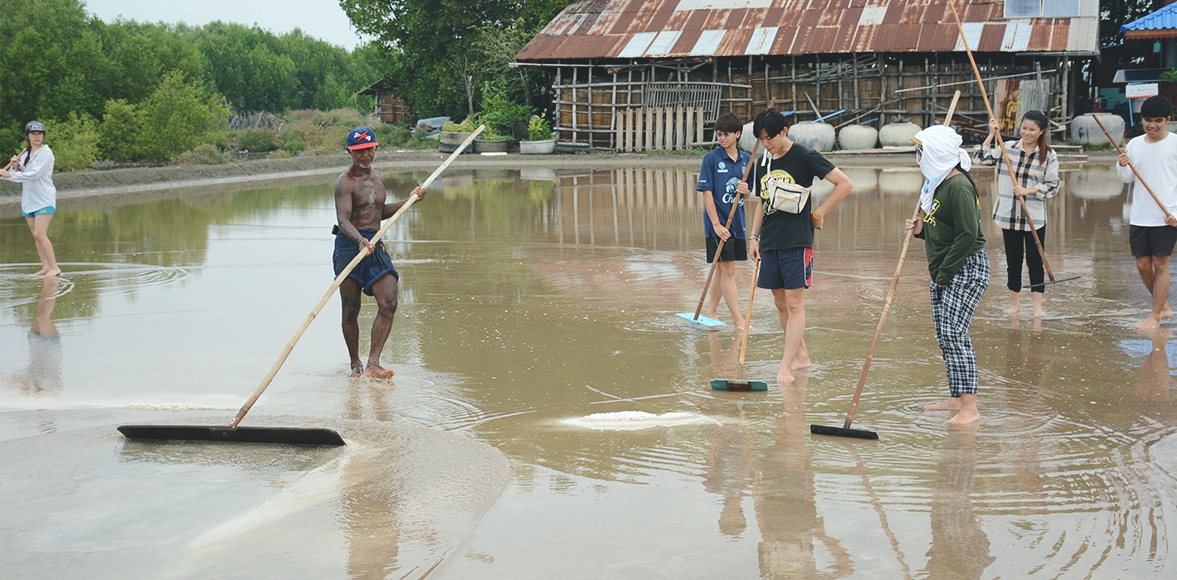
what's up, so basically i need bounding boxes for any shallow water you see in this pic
[1,163,1173,579]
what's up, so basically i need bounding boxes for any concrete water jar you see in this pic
[838,124,878,150]
[439,131,474,153]
[789,123,835,152]
[520,139,556,154]
[1071,114,1125,147]
[879,121,921,147]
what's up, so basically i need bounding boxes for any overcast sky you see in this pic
[83,0,371,50]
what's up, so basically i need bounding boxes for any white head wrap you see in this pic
[913,125,971,215]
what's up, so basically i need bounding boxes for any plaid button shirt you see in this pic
[974,140,1059,231]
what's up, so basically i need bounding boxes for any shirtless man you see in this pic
[334,126,426,378]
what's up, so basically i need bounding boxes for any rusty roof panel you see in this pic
[516,0,1098,62]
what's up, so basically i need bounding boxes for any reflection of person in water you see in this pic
[923,430,995,579]
[1134,328,1173,413]
[753,376,851,578]
[700,329,757,535]
[14,275,63,393]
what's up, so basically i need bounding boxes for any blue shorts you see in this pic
[758,247,813,290]
[333,230,399,296]
[22,206,55,217]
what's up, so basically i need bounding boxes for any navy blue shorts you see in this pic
[758,247,813,290]
[333,230,399,296]
[706,236,747,263]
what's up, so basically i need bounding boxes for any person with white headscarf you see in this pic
[905,125,989,425]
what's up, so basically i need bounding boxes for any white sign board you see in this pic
[1126,83,1159,99]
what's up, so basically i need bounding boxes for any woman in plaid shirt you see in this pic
[975,111,1059,318]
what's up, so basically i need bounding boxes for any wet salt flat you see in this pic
[1,163,1174,579]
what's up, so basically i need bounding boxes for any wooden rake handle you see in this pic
[737,257,761,367]
[230,125,485,427]
[842,90,960,429]
[692,142,761,320]
[1091,115,1173,221]
[947,0,1057,282]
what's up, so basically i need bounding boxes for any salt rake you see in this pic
[678,143,760,328]
[118,126,486,446]
[711,257,767,391]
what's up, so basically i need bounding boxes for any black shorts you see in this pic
[706,237,747,263]
[1129,225,1177,258]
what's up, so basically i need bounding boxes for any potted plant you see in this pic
[479,91,535,142]
[440,117,478,153]
[520,115,555,155]
[474,128,511,153]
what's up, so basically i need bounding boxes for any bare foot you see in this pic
[33,269,47,276]
[44,268,61,277]
[1161,305,1173,320]
[363,365,395,379]
[1033,307,1046,318]
[1137,316,1162,331]
[349,362,364,377]
[791,354,812,370]
[924,398,961,411]
[1003,304,1019,315]
[777,368,796,383]
[946,408,981,425]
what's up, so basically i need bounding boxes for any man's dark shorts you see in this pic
[1129,225,1177,258]
[758,247,814,290]
[334,230,399,296]
[706,236,748,263]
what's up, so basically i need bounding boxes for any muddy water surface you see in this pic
[1,163,1173,579]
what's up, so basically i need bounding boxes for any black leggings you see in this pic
[1002,227,1046,293]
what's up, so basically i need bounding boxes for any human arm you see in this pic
[381,184,427,220]
[747,195,763,260]
[1029,151,1060,200]
[1116,142,1135,183]
[701,190,730,240]
[3,148,54,182]
[973,120,1000,166]
[812,167,853,230]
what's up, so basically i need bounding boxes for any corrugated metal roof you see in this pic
[516,0,1099,61]
[1120,2,1177,39]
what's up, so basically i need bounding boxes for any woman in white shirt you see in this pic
[1,121,60,277]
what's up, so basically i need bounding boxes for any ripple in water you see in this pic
[0,263,189,308]
[561,410,719,431]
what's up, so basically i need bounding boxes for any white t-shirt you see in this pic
[3,145,57,214]
[1117,133,1177,227]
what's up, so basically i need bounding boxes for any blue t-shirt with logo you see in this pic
[696,146,751,239]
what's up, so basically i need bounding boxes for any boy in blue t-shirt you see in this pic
[696,113,753,329]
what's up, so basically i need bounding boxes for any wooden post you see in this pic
[696,107,704,145]
[619,109,628,152]
[645,107,652,152]
[676,105,684,150]
[572,66,579,144]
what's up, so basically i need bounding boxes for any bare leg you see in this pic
[1136,255,1172,330]
[705,263,723,319]
[26,215,60,276]
[1004,290,1020,315]
[339,279,365,376]
[946,393,980,425]
[716,260,748,329]
[363,273,398,378]
[772,288,806,383]
[1032,291,1046,318]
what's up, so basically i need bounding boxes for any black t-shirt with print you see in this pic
[751,142,836,251]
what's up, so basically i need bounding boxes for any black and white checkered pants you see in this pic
[929,250,990,397]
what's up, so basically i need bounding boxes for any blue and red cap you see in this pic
[346,127,378,150]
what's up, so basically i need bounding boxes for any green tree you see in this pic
[1101,0,1161,47]
[339,0,573,117]
[99,99,145,162]
[45,112,101,171]
[136,71,229,161]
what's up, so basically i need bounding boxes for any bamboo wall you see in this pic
[550,53,1079,148]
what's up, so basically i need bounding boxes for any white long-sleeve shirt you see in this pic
[1117,133,1177,227]
[3,146,57,215]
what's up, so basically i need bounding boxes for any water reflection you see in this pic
[12,275,62,394]
[923,431,994,579]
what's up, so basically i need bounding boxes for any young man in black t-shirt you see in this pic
[746,109,854,383]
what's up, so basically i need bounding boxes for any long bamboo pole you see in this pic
[947,0,1058,283]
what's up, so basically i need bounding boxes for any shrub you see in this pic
[46,112,100,172]
[179,143,231,164]
[99,98,144,162]
[377,124,412,146]
[527,115,552,141]
[442,117,479,132]
[135,71,229,162]
[238,128,279,152]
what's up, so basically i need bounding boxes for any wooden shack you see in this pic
[515,0,1101,149]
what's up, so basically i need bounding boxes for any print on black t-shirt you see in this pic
[751,142,836,251]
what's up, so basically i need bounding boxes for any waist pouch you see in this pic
[766,180,810,214]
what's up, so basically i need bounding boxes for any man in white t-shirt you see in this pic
[1117,96,1177,330]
